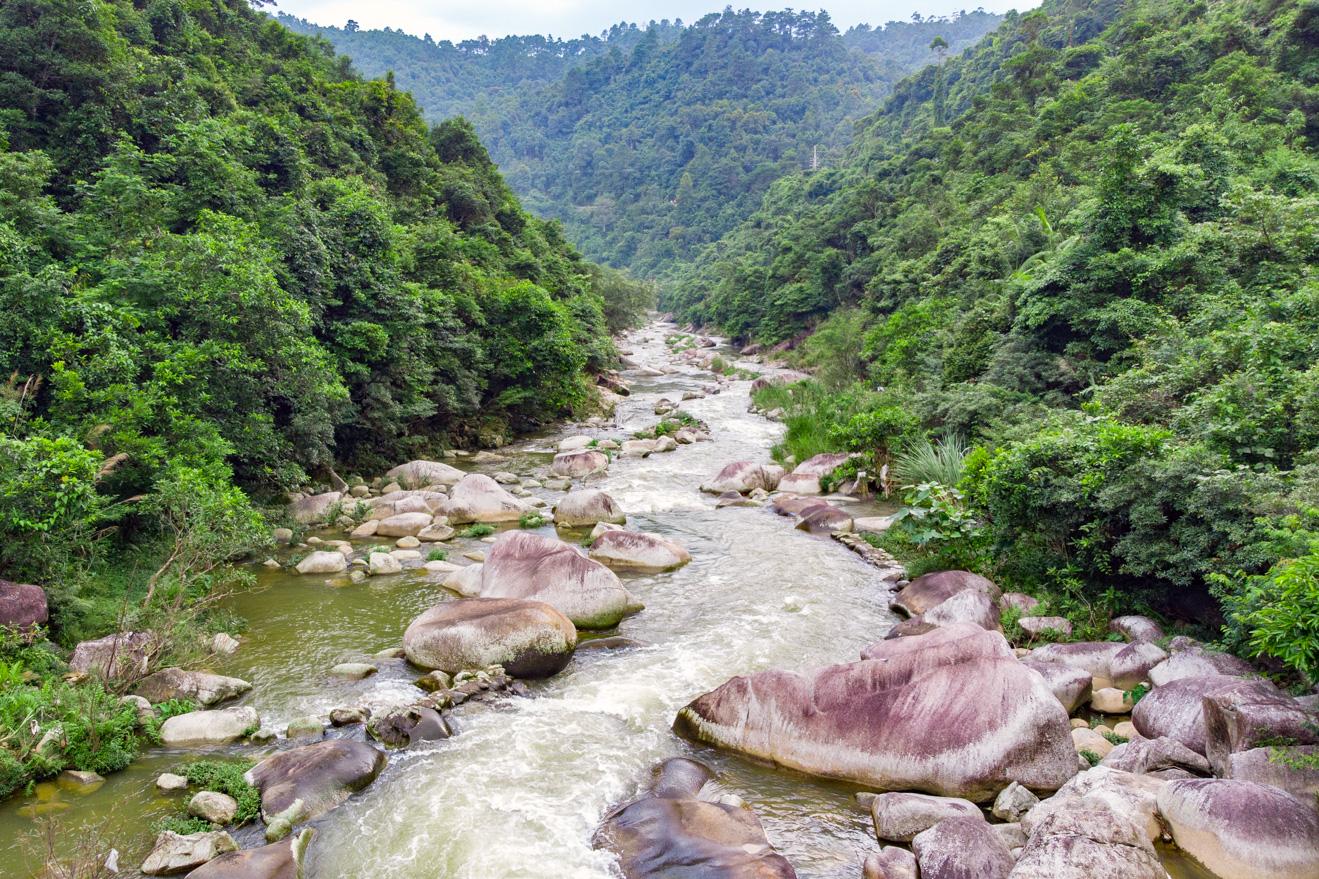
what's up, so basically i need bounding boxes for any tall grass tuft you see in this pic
[893,435,969,488]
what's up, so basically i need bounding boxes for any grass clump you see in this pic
[459,524,496,539]
[426,549,448,562]
[518,512,548,529]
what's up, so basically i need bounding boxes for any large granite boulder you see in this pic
[445,474,526,524]
[402,598,576,678]
[477,531,642,629]
[1221,746,1319,802]
[700,461,784,494]
[1021,766,1165,842]
[1132,675,1274,754]
[588,530,691,573]
[134,668,251,707]
[553,490,626,528]
[69,631,155,682]
[870,792,983,842]
[863,847,918,879]
[375,511,434,537]
[1020,659,1093,714]
[385,459,465,488]
[1026,640,1166,691]
[186,829,314,879]
[1158,778,1319,879]
[1202,685,1319,775]
[246,740,386,839]
[140,830,237,875]
[1100,735,1210,777]
[369,489,448,518]
[595,757,797,878]
[551,450,610,479]
[920,589,1002,631]
[892,571,1000,618]
[289,491,341,525]
[159,706,258,747]
[777,453,853,495]
[1109,615,1164,642]
[1148,643,1254,686]
[1008,800,1166,879]
[676,625,1076,802]
[911,816,1014,879]
[0,580,47,631]
[294,551,347,575]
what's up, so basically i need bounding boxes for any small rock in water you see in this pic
[463,551,485,562]
[56,769,104,793]
[1091,687,1133,714]
[189,791,238,825]
[374,646,406,660]
[368,552,403,575]
[286,717,324,739]
[330,706,369,727]
[156,772,189,793]
[211,632,240,655]
[395,536,420,549]
[329,662,377,679]
[781,595,807,613]
[262,558,281,569]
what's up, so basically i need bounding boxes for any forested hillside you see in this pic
[670,0,1319,680]
[282,9,1004,277]
[0,0,649,641]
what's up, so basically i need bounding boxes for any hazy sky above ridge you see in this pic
[273,0,1031,42]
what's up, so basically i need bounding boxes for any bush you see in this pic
[518,512,548,529]
[459,524,495,538]
[893,436,970,489]
[180,759,260,824]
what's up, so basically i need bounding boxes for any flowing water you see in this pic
[0,322,1214,879]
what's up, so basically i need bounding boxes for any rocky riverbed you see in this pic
[2,321,1315,879]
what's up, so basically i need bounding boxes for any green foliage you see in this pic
[753,379,916,471]
[285,11,1003,279]
[1079,749,1102,767]
[459,524,495,539]
[180,759,259,824]
[893,436,970,489]
[518,512,548,529]
[155,815,213,835]
[425,549,448,562]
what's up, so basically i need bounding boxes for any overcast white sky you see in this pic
[273,0,1029,41]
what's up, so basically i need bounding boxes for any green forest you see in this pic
[282,9,1004,277]
[670,0,1319,681]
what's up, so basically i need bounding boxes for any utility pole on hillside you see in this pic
[811,144,819,171]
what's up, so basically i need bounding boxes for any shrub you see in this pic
[893,435,970,489]
[179,759,260,824]
[426,549,448,562]
[518,512,548,529]
[459,524,495,538]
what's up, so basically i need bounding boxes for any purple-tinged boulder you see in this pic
[1148,643,1254,686]
[553,489,626,528]
[1021,766,1165,842]
[863,847,918,879]
[911,816,1014,879]
[1109,615,1164,642]
[289,491,341,525]
[550,449,610,479]
[1000,592,1039,614]
[134,668,251,707]
[588,530,691,572]
[246,740,385,839]
[186,829,313,879]
[385,459,464,488]
[777,453,853,495]
[769,494,820,517]
[870,792,983,842]
[1132,675,1275,755]
[0,580,47,631]
[402,598,576,678]
[1021,658,1093,714]
[478,531,642,629]
[677,625,1075,802]
[1222,746,1319,802]
[794,502,853,533]
[892,571,1000,618]
[595,757,797,878]
[1203,685,1319,775]
[1158,778,1319,879]
[1027,640,1165,691]
[700,461,784,495]
[1009,800,1165,879]
[1100,735,1210,777]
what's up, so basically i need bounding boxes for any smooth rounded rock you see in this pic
[870,792,983,843]
[246,740,386,838]
[553,489,626,527]
[403,598,577,678]
[911,816,1014,879]
[159,707,259,747]
[134,669,251,707]
[446,474,527,524]
[551,450,610,479]
[588,530,691,572]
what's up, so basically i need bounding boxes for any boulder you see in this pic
[700,461,784,494]
[559,435,594,452]
[1101,735,1210,776]
[870,792,983,842]
[403,598,576,678]
[211,633,240,655]
[134,669,252,707]
[141,831,237,876]
[911,816,1014,879]
[1090,687,1133,714]
[863,847,919,879]
[246,740,386,838]
[992,782,1039,823]
[1071,727,1114,760]
[1148,644,1254,686]
[295,551,347,575]
[367,705,451,749]
[620,439,656,458]
[442,564,483,597]
[1109,615,1164,642]
[159,707,258,747]
[188,791,238,825]
[551,450,610,479]
[368,552,403,576]
[588,530,691,572]
[1202,685,1319,775]
[445,474,526,524]
[1027,640,1164,691]
[794,502,853,533]
[554,490,626,528]
[328,662,376,679]
[156,772,189,792]
[385,460,465,488]
[1158,778,1319,879]
[477,531,642,629]
[0,579,47,631]
[1022,766,1165,842]
[1000,593,1039,614]
[186,829,313,879]
[893,571,1000,618]
[677,625,1076,802]
[1020,659,1093,714]
[375,512,433,537]
[594,757,797,878]
[920,589,1001,631]
[1009,801,1166,879]
[1017,616,1072,638]
[290,491,341,525]
[777,453,853,495]
[770,494,820,517]
[69,631,155,682]
[1222,746,1319,802]
[1132,675,1274,754]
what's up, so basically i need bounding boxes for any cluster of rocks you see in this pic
[700,455,894,537]
[665,567,1319,879]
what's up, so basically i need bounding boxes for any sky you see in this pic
[272,0,1029,42]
